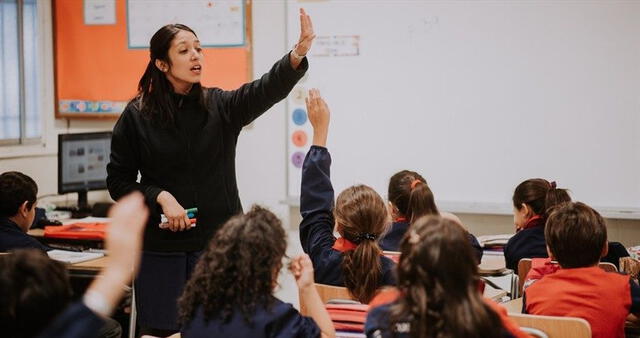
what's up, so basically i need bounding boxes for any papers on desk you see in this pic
[47,249,104,264]
[477,234,513,248]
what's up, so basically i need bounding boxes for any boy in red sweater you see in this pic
[524,202,640,338]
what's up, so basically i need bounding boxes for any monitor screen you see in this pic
[58,132,112,194]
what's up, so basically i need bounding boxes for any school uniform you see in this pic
[365,299,519,338]
[300,146,396,288]
[524,266,640,338]
[503,216,547,273]
[380,219,484,263]
[0,217,49,252]
[181,297,320,338]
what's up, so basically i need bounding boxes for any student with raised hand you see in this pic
[299,89,395,304]
[365,216,530,338]
[178,205,335,338]
[524,202,640,338]
[381,170,483,263]
[503,179,570,272]
[0,171,50,252]
[0,192,148,338]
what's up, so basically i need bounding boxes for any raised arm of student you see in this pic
[299,89,334,260]
[290,253,336,338]
[38,192,148,338]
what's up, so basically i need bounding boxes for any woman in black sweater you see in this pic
[107,10,315,335]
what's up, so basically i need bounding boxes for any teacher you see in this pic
[106,9,314,336]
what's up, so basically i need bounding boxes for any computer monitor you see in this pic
[58,132,112,212]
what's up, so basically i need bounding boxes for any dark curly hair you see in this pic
[0,171,38,217]
[390,216,504,338]
[178,205,287,326]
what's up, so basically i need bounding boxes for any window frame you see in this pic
[0,0,42,146]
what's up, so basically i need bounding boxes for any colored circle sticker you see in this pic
[292,108,307,126]
[291,152,305,168]
[292,130,308,147]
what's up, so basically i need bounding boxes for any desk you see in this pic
[479,253,507,275]
[502,297,523,313]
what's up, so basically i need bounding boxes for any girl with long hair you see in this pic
[503,178,571,272]
[178,206,335,337]
[366,216,528,338]
[381,170,483,263]
[300,89,395,304]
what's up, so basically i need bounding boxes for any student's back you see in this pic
[524,202,640,338]
[525,266,636,338]
[182,296,318,338]
[380,170,482,263]
[0,171,49,253]
[299,90,395,303]
[503,179,570,272]
[179,204,334,338]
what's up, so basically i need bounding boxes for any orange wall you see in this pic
[54,0,251,102]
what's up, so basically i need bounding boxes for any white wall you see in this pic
[1,0,639,246]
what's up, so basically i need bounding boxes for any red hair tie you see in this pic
[410,179,422,190]
[550,181,557,189]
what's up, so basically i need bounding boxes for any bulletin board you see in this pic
[53,0,252,119]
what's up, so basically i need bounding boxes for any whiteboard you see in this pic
[127,0,245,48]
[285,0,640,218]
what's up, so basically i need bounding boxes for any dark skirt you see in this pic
[135,250,201,330]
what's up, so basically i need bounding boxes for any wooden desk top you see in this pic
[69,256,109,271]
[501,297,523,313]
[479,254,507,275]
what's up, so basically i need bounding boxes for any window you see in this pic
[0,0,40,145]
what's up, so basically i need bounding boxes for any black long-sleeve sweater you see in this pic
[107,53,307,252]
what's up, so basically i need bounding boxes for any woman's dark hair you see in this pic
[136,24,206,126]
[545,202,607,268]
[178,205,287,326]
[390,216,504,338]
[0,171,38,217]
[0,249,71,338]
[388,170,438,223]
[335,185,388,303]
[512,178,571,219]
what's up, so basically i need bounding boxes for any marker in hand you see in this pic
[159,207,198,229]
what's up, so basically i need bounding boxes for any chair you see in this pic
[299,283,355,316]
[517,258,618,295]
[509,313,591,338]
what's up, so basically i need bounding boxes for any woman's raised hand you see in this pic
[295,8,315,56]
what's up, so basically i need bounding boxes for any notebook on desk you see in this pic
[47,249,104,264]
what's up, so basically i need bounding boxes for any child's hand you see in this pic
[305,89,330,147]
[289,254,315,290]
[107,192,148,277]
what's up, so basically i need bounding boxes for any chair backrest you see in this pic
[299,283,355,316]
[517,258,533,294]
[509,313,591,338]
[518,258,619,294]
[598,261,618,273]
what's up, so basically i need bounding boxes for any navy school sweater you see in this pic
[299,146,396,288]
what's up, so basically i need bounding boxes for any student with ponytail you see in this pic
[365,216,529,338]
[381,170,483,263]
[300,89,395,304]
[503,178,571,272]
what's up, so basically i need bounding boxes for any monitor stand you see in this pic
[72,191,92,218]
